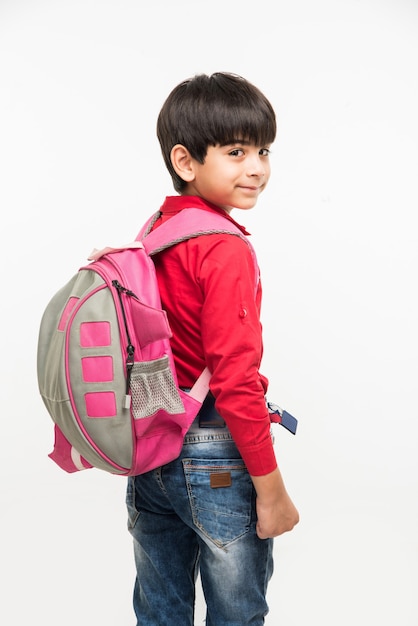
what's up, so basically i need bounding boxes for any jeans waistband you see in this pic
[184,415,233,443]
[182,390,233,443]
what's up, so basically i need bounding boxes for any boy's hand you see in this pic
[255,490,299,539]
[251,468,299,539]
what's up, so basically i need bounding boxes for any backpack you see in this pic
[37,208,261,476]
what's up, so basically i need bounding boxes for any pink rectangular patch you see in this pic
[81,356,114,383]
[80,321,111,347]
[85,391,117,418]
[58,297,79,331]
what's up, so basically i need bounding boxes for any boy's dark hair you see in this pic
[157,72,277,193]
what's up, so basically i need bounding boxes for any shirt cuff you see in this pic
[240,438,278,476]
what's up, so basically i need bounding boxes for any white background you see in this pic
[1,0,417,624]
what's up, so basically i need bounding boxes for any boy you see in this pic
[126,72,299,625]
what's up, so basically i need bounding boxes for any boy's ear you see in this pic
[170,144,196,183]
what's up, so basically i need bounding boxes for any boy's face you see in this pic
[185,142,271,213]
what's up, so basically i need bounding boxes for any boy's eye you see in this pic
[228,147,271,157]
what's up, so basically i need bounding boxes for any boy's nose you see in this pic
[247,156,266,177]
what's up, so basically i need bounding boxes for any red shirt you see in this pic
[151,196,277,476]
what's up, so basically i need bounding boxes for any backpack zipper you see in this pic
[112,280,137,409]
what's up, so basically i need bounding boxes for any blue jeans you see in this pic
[126,418,274,625]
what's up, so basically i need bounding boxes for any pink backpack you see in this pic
[37,208,259,476]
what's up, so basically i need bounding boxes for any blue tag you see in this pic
[280,410,298,435]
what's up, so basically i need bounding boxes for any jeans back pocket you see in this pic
[182,458,255,548]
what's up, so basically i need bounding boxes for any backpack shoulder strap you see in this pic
[136,211,160,241]
[138,207,246,255]
[138,208,259,288]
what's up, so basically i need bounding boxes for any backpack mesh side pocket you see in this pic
[130,355,185,418]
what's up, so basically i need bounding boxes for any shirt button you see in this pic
[239,308,247,318]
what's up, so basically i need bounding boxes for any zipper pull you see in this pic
[123,344,135,409]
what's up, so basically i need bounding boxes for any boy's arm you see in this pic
[251,468,299,539]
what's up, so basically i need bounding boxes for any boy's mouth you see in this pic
[239,184,263,193]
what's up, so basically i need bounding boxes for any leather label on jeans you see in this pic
[210,472,232,488]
